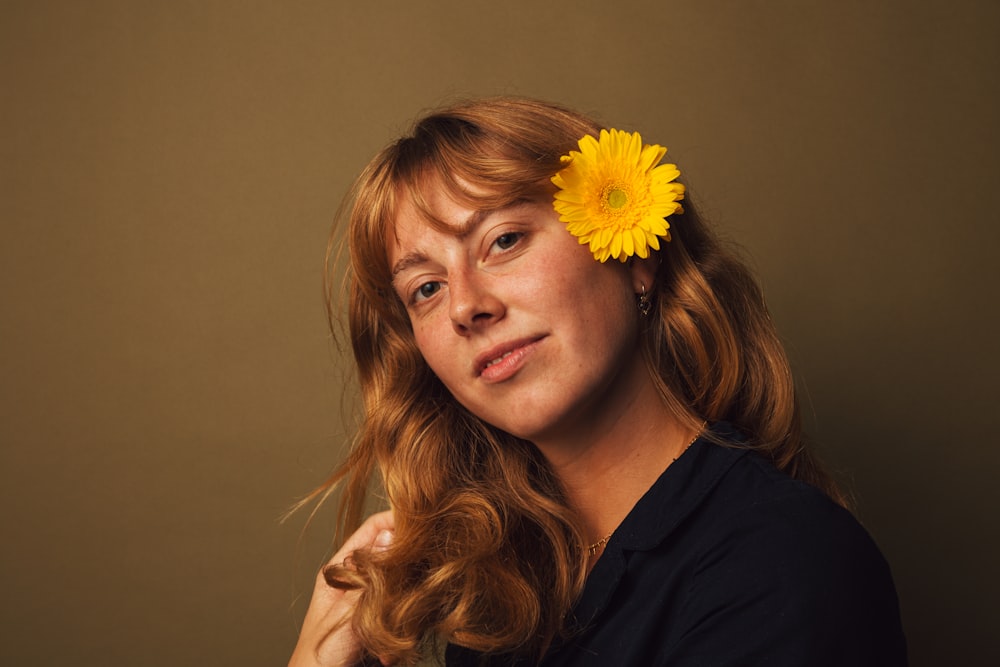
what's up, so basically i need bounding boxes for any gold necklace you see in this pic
[586,422,706,556]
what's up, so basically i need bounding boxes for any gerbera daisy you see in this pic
[552,129,685,263]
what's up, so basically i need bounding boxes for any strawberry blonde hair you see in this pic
[307,97,843,664]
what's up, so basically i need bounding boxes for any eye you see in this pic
[414,281,441,302]
[492,231,522,252]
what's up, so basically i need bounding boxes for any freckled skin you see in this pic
[389,191,657,454]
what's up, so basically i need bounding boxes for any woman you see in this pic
[290,97,907,666]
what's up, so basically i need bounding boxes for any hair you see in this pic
[308,97,845,665]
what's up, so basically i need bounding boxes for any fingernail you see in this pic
[374,529,393,550]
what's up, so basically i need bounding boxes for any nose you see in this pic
[449,269,504,336]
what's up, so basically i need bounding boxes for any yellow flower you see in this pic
[552,129,685,263]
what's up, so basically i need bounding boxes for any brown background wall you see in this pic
[2,1,997,665]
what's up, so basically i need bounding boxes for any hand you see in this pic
[289,511,395,667]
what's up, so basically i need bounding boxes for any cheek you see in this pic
[411,322,436,359]
[411,320,456,378]
[553,254,634,319]
[563,270,637,349]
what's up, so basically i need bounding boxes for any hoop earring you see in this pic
[637,284,652,317]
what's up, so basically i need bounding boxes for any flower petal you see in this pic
[552,128,684,261]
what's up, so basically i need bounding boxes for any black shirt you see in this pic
[447,424,907,666]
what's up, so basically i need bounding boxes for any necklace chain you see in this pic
[586,423,706,556]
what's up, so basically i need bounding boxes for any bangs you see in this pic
[347,97,601,316]
[392,121,558,233]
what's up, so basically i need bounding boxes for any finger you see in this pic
[327,510,395,566]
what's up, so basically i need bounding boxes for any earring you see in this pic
[637,284,652,317]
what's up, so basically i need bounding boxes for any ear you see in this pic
[628,254,659,295]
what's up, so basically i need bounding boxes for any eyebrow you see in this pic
[390,202,531,278]
[391,250,431,279]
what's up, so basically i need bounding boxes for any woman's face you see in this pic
[388,184,655,449]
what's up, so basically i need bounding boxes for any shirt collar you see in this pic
[569,421,749,628]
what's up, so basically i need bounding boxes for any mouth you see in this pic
[485,352,513,368]
[474,336,545,379]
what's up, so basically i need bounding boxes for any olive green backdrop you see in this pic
[2,1,997,665]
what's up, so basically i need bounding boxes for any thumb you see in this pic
[372,529,394,552]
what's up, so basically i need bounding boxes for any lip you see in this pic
[474,335,545,383]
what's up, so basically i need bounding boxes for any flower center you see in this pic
[606,187,629,209]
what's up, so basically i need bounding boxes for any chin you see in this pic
[480,415,547,442]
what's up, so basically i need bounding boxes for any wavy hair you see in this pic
[309,97,843,664]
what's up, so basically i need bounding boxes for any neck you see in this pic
[532,377,698,553]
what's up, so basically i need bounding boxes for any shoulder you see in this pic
[672,447,908,665]
[696,449,876,562]
[688,446,895,609]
